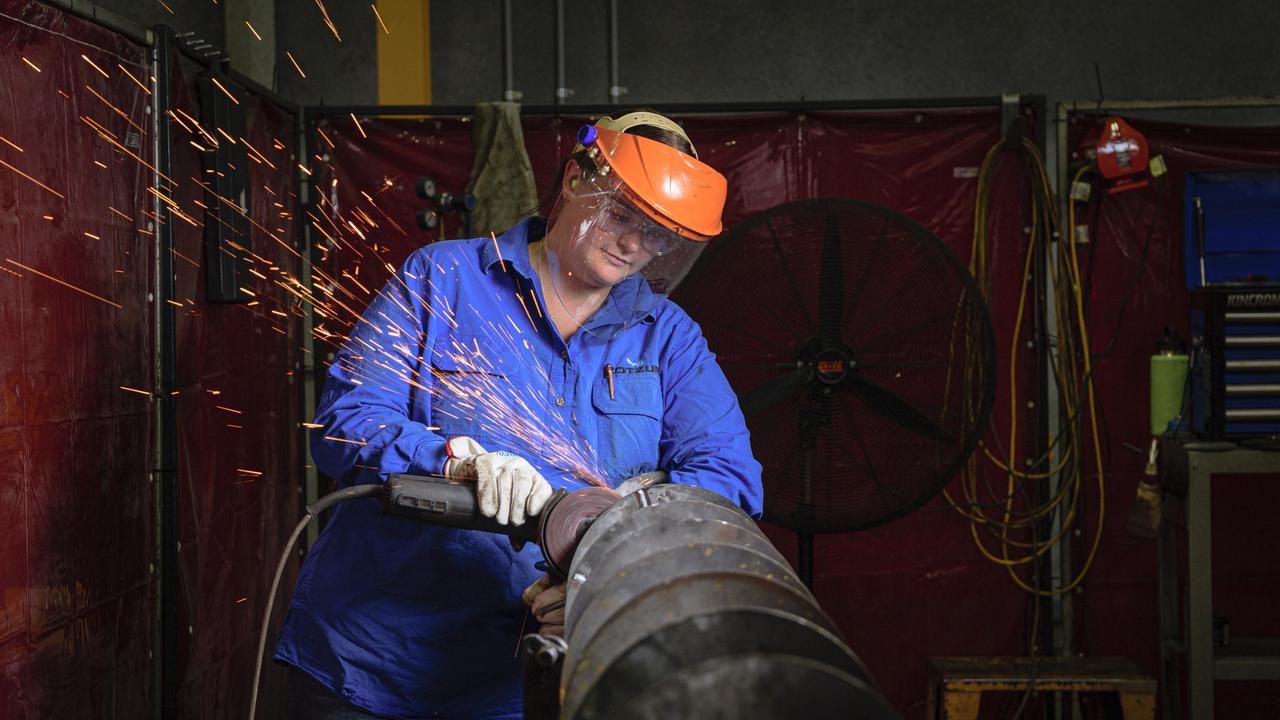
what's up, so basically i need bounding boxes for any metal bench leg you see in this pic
[941,689,982,720]
[1118,691,1156,720]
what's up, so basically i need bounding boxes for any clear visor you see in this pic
[539,168,708,337]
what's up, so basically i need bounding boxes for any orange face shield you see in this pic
[576,123,727,241]
[539,115,728,337]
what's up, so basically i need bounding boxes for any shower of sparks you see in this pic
[172,247,200,267]
[116,64,152,95]
[21,57,41,72]
[210,76,239,105]
[4,259,122,308]
[0,158,65,198]
[286,51,306,78]
[80,115,176,186]
[314,0,343,41]
[0,48,615,492]
[490,232,507,272]
[245,20,263,41]
[80,54,109,78]
[296,230,611,486]
[371,4,390,34]
[324,435,366,446]
[85,85,146,135]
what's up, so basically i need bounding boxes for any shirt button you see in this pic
[555,397,565,407]
[560,350,568,360]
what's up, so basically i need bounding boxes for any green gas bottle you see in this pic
[1150,326,1189,435]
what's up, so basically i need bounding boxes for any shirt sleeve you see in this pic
[657,312,764,517]
[310,252,448,485]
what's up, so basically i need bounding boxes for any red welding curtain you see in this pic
[313,107,1038,717]
[1067,113,1280,717]
[169,59,303,719]
[0,1,153,715]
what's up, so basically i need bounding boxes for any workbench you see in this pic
[1158,440,1280,719]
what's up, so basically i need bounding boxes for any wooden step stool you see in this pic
[927,656,1156,720]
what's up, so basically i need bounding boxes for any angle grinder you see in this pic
[384,473,619,580]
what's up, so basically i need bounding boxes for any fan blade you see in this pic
[765,215,815,333]
[846,376,952,443]
[818,208,843,339]
[739,368,808,420]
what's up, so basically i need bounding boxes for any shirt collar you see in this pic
[480,216,544,280]
[583,272,663,333]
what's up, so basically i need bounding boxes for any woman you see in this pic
[275,111,763,719]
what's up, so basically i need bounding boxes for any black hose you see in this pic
[248,483,382,720]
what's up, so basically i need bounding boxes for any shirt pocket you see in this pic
[591,371,662,485]
[426,335,509,441]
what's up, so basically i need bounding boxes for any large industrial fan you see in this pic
[674,198,996,585]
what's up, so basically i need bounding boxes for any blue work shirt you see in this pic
[274,217,762,719]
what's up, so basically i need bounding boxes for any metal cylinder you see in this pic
[559,484,897,719]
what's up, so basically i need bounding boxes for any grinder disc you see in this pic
[539,487,618,580]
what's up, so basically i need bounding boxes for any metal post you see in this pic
[502,0,519,101]
[1186,454,1215,720]
[554,0,571,104]
[1158,516,1182,719]
[608,0,624,103]
[299,112,320,547]
[1024,97,1052,649]
[151,24,179,720]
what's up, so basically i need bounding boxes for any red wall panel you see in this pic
[168,63,303,719]
[0,3,305,717]
[0,1,153,716]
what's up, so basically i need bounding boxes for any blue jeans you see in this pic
[287,665,392,720]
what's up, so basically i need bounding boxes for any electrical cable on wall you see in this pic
[945,136,1114,598]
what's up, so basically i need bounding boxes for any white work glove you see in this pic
[444,436,554,526]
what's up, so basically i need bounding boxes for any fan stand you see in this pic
[797,417,818,589]
[797,527,815,589]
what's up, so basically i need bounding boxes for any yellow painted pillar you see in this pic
[375,0,432,105]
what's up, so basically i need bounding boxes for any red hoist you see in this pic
[1084,116,1161,194]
